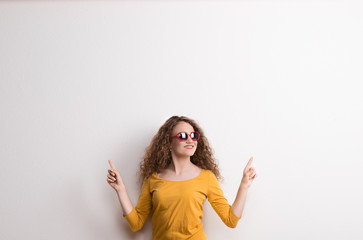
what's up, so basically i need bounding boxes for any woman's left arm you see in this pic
[232,157,257,218]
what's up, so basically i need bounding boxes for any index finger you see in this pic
[108,160,116,170]
[245,156,254,170]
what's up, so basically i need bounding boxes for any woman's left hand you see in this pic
[241,156,257,189]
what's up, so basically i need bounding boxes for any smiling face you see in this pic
[170,121,198,157]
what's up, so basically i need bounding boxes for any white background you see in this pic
[1,1,362,239]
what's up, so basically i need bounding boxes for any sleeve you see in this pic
[122,177,152,232]
[207,171,241,228]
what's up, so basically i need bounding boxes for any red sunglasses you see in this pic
[171,131,200,142]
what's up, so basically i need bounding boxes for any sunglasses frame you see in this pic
[171,131,200,142]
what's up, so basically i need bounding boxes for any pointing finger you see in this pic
[108,160,116,170]
[244,156,254,170]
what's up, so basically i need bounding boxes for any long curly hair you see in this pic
[137,116,223,185]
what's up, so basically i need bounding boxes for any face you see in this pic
[170,121,198,157]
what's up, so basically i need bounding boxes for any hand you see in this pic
[107,160,125,192]
[241,156,257,189]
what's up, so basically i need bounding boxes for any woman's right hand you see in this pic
[107,160,125,192]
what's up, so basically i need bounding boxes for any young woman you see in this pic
[106,116,257,239]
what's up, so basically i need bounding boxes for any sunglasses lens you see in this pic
[179,132,188,140]
[191,132,200,140]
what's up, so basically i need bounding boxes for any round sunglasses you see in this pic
[171,131,200,142]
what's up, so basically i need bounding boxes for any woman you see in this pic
[106,115,257,239]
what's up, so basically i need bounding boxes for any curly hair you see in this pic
[137,116,223,185]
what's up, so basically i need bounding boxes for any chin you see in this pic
[179,152,195,157]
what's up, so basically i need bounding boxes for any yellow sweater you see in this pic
[123,169,241,240]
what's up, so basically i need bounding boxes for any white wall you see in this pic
[1,1,362,239]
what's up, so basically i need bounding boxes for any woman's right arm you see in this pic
[107,160,134,216]
[107,160,152,232]
[116,186,134,217]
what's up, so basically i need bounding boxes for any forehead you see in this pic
[172,121,194,134]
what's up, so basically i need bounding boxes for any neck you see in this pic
[168,154,194,176]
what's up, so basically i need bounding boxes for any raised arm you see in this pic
[107,160,152,232]
[207,170,241,228]
[121,177,152,232]
[231,156,257,218]
[107,160,134,216]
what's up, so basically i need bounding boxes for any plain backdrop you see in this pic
[1,1,362,240]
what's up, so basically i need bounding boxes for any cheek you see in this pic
[171,141,180,149]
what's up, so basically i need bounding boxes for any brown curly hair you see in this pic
[137,116,223,185]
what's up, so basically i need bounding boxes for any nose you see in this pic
[186,135,194,143]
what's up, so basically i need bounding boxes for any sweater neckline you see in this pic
[154,169,205,182]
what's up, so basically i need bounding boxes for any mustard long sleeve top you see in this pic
[122,169,241,239]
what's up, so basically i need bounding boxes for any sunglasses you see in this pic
[171,131,200,142]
